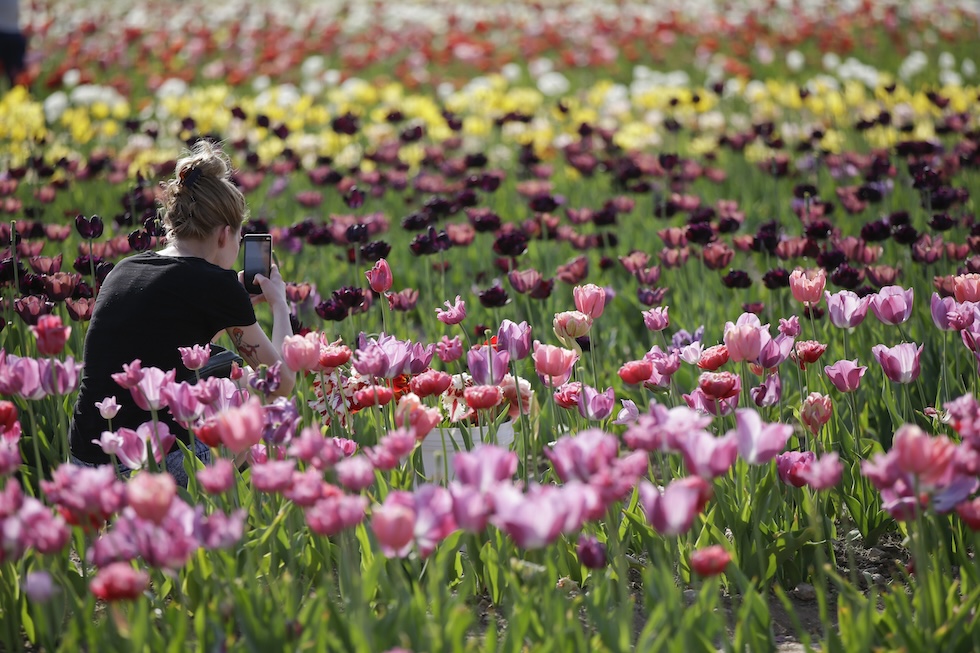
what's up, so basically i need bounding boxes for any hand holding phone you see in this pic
[242,233,272,295]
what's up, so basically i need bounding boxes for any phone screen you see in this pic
[243,234,272,294]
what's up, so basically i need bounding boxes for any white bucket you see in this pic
[417,421,516,483]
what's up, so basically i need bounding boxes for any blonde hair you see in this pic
[160,141,248,242]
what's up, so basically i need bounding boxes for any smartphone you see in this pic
[242,233,272,294]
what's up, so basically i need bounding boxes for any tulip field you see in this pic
[4,0,980,650]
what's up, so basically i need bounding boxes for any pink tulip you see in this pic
[618,359,653,385]
[126,473,176,524]
[789,268,826,305]
[677,431,738,478]
[448,482,491,532]
[196,459,236,494]
[161,381,203,427]
[213,399,265,455]
[335,456,376,491]
[95,396,120,421]
[553,310,592,347]
[892,424,956,488]
[490,483,566,549]
[824,290,871,329]
[532,341,578,386]
[410,484,457,557]
[642,306,669,332]
[697,371,741,400]
[682,387,737,417]
[89,562,149,602]
[953,273,980,303]
[372,493,417,557]
[110,359,144,390]
[31,314,71,357]
[251,460,297,494]
[800,393,833,434]
[282,334,320,372]
[178,344,211,371]
[547,429,620,483]
[130,366,176,412]
[365,258,393,294]
[435,335,464,363]
[305,493,367,536]
[824,359,867,393]
[870,286,914,326]
[729,408,792,465]
[639,476,710,536]
[778,316,801,337]
[690,545,731,576]
[573,283,606,319]
[724,323,764,363]
[454,445,517,492]
[435,295,466,325]
[776,451,816,487]
[40,464,126,529]
[872,343,923,384]
[137,421,175,465]
[92,428,147,470]
[797,452,843,490]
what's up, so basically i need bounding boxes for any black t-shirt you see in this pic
[69,252,256,463]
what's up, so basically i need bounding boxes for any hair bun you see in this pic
[180,166,204,189]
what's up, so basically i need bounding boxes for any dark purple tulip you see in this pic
[793,184,818,199]
[887,211,910,226]
[345,223,368,244]
[360,240,391,262]
[686,222,714,245]
[399,125,424,143]
[478,283,509,308]
[344,187,366,210]
[528,194,559,213]
[803,305,825,320]
[401,212,433,231]
[529,277,555,300]
[860,220,891,242]
[423,196,453,218]
[717,216,741,233]
[72,280,94,300]
[20,273,44,295]
[73,255,105,275]
[42,272,79,302]
[929,213,955,231]
[577,534,607,568]
[14,295,55,326]
[762,268,789,290]
[804,220,833,240]
[467,208,502,233]
[315,299,348,321]
[637,286,668,306]
[306,225,333,246]
[249,362,283,399]
[722,270,752,289]
[128,230,152,252]
[332,112,359,135]
[830,264,863,289]
[892,225,919,245]
[75,214,104,239]
[332,286,365,310]
[816,249,846,270]
[492,231,528,258]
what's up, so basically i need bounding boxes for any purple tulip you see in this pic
[577,534,608,569]
[545,429,619,483]
[824,359,868,393]
[825,290,871,328]
[728,408,792,465]
[750,373,782,407]
[453,445,517,492]
[467,345,510,386]
[931,292,958,331]
[639,476,708,536]
[870,285,914,326]
[577,385,616,421]
[872,342,923,384]
[497,319,532,360]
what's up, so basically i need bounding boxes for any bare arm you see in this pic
[227,265,296,397]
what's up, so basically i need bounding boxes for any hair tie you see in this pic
[181,166,203,189]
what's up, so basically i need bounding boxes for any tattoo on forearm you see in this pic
[231,327,261,367]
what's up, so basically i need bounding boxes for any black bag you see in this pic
[196,345,243,381]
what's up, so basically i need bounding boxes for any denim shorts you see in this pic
[70,439,212,488]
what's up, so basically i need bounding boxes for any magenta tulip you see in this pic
[872,342,923,384]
